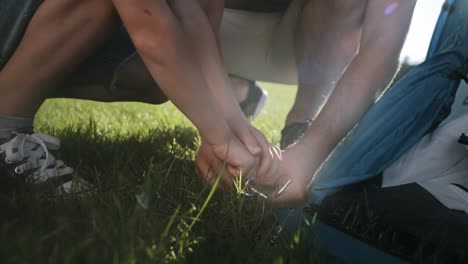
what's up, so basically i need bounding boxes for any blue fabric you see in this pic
[273,209,407,263]
[427,0,455,59]
[308,0,468,203]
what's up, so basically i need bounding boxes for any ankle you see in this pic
[0,115,34,139]
[0,103,38,119]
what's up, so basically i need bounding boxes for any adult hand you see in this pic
[270,143,317,208]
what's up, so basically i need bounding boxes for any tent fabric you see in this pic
[427,0,456,58]
[316,182,468,262]
[383,111,468,213]
[273,208,407,263]
[307,0,468,203]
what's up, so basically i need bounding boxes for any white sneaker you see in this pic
[0,132,81,193]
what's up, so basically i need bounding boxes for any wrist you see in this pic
[287,141,320,182]
[197,118,233,147]
[301,122,336,157]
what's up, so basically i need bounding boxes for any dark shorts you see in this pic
[224,0,292,12]
[0,0,139,91]
[66,27,139,91]
[0,0,296,89]
[0,0,42,69]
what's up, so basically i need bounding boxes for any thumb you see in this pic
[211,137,255,173]
[234,126,261,156]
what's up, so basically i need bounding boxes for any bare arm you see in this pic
[167,1,243,125]
[274,0,417,207]
[111,0,261,176]
[168,0,281,183]
[111,0,229,144]
[306,0,416,154]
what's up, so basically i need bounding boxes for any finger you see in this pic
[200,159,234,190]
[256,142,274,181]
[248,128,273,180]
[211,139,251,168]
[219,137,257,176]
[234,124,262,156]
[222,165,242,189]
[254,147,272,183]
[251,127,270,154]
[257,145,282,186]
[215,163,235,190]
[195,145,225,187]
[228,166,242,180]
[195,157,215,183]
[195,144,213,179]
[195,160,204,179]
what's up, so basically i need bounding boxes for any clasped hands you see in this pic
[195,119,311,208]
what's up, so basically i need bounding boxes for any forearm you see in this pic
[169,1,246,123]
[197,0,224,39]
[273,0,416,207]
[299,0,416,174]
[112,0,231,145]
[302,45,399,170]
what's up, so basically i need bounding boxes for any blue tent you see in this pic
[275,0,468,262]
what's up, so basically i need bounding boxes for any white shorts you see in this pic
[220,0,303,85]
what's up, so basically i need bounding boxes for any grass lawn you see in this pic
[0,83,332,263]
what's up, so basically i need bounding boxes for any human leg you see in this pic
[0,0,118,191]
[220,2,301,122]
[60,1,265,115]
[56,27,168,105]
[58,0,220,105]
[0,0,119,118]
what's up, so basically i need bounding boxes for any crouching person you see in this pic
[0,0,280,194]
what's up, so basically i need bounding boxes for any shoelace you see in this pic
[0,133,73,183]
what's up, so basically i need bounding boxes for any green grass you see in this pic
[0,84,332,263]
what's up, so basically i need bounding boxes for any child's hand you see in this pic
[195,135,258,188]
[247,127,282,186]
[227,118,282,185]
[195,126,282,189]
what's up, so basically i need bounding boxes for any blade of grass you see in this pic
[187,162,225,232]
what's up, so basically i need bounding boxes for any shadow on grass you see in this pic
[0,121,331,264]
[306,179,468,264]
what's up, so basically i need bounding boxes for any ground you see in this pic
[0,83,333,263]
